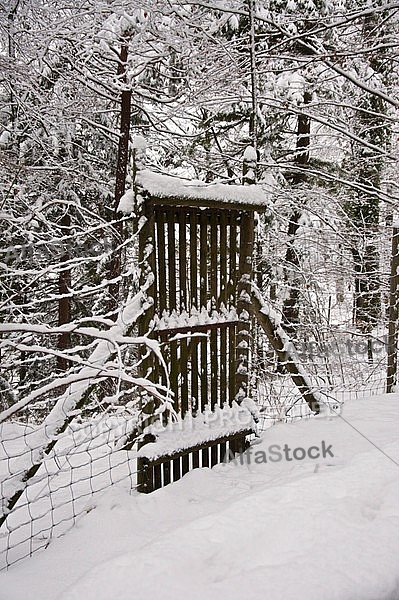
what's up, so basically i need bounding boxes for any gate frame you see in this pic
[133,160,269,492]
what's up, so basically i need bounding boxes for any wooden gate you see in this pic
[134,162,269,492]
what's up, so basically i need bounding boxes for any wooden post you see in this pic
[229,213,238,404]
[167,211,179,413]
[179,210,189,420]
[156,208,167,315]
[242,145,257,185]
[387,224,399,392]
[136,199,157,490]
[235,212,255,402]
[137,457,154,494]
[235,148,257,401]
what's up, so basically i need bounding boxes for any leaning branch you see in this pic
[247,285,330,415]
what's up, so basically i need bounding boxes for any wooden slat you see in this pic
[189,210,198,309]
[199,210,208,412]
[173,456,181,482]
[179,210,189,417]
[199,210,208,306]
[156,320,240,339]
[210,211,218,410]
[229,438,237,458]
[147,194,268,213]
[154,463,162,490]
[138,201,156,338]
[202,446,209,468]
[229,323,236,406]
[180,340,189,415]
[220,211,228,306]
[190,339,199,416]
[156,209,167,314]
[181,455,190,476]
[148,205,159,385]
[148,205,157,314]
[168,212,179,413]
[155,210,168,391]
[163,460,171,486]
[219,440,227,463]
[144,429,253,467]
[189,211,199,413]
[236,212,255,401]
[229,213,238,404]
[167,211,177,311]
[210,445,218,467]
[229,212,238,308]
[192,449,200,469]
[220,211,228,406]
[179,209,187,311]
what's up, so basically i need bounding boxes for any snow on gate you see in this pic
[125,149,272,492]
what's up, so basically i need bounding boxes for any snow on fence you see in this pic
[0,359,387,571]
[0,279,170,570]
[0,409,138,569]
[252,305,389,429]
[0,400,257,570]
[255,368,387,431]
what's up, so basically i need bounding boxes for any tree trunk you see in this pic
[347,12,388,333]
[57,211,71,371]
[282,90,312,335]
[108,39,132,317]
[387,226,399,392]
[247,0,258,154]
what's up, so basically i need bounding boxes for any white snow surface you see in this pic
[243,145,257,161]
[132,135,147,150]
[137,403,254,459]
[117,189,135,214]
[135,169,274,208]
[155,305,238,331]
[2,393,399,600]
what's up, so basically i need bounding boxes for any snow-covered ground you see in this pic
[2,393,399,600]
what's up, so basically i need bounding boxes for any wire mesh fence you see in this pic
[0,210,148,570]
[252,290,389,429]
[0,334,389,571]
[255,359,387,431]
[0,408,138,570]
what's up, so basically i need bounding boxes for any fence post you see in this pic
[235,148,257,401]
[387,224,399,393]
[242,145,257,185]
